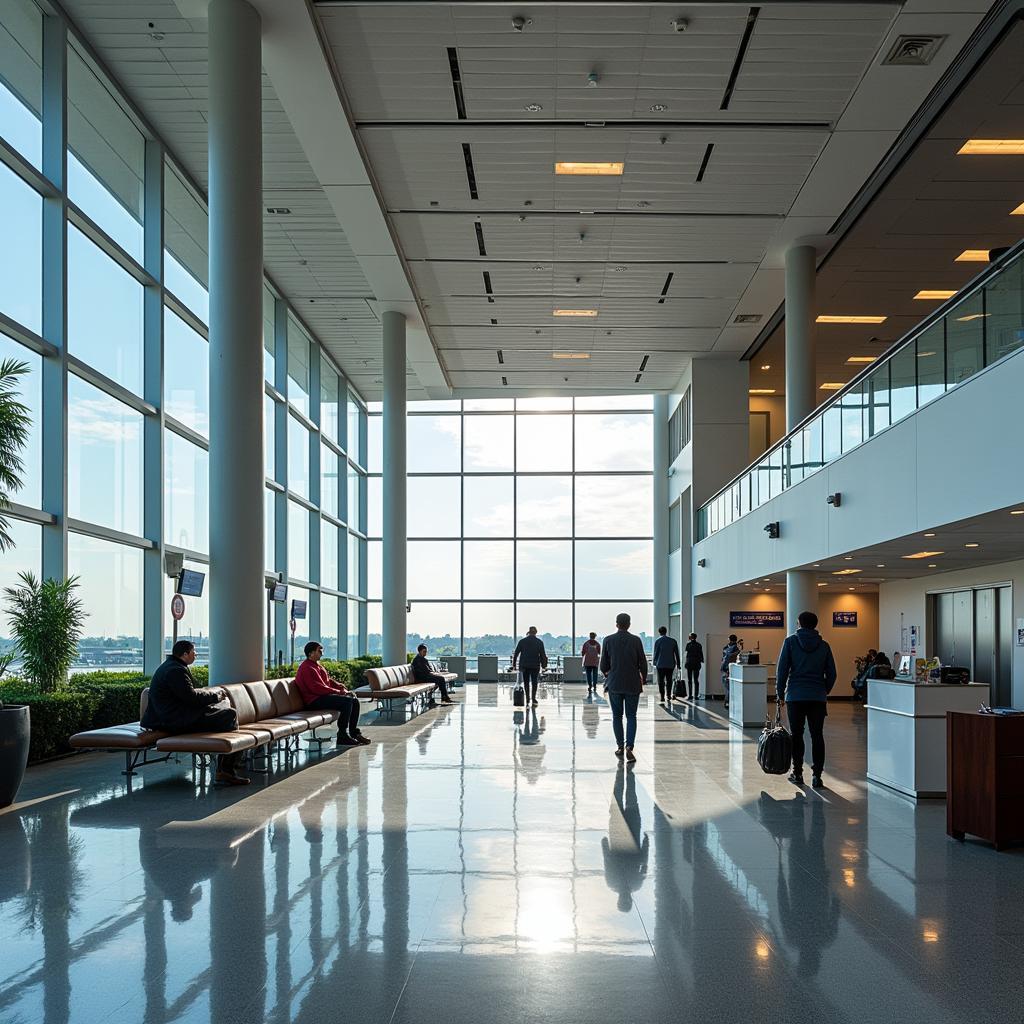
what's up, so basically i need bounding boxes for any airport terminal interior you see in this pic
[2,0,1024,1021]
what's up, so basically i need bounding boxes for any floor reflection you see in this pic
[0,697,1022,1023]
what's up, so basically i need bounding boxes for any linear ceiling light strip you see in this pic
[447,47,467,120]
[462,143,479,200]
[720,7,760,112]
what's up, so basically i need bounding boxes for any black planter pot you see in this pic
[0,704,30,808]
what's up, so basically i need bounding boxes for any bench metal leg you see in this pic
[121,748,174,777]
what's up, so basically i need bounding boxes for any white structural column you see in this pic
[208,0,264,683]
[652,394,669,631]
[785,245,819,632]
[785,244,817,431]
[382,311,408,666]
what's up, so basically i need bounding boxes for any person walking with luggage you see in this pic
[776,611,837,789]
[720,634,741,710]
[581,632,601,694]
[600,612,648,763]
[512,626,548,707]
[652,626,680,705]
[683,633,704,700]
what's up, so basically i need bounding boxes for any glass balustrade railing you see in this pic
[696,241,1024,542]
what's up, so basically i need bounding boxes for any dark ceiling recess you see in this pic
[720,7,760,111]
[482,270,494,303]
[658,272,674,305]
[474,222,487,256]
[696,143,714,182]
[462,143,479,199]
[497,349,504,364]
[638,354,650,373]
[490,317,498,325]
[501,375,508,386]
[447,47,467,119]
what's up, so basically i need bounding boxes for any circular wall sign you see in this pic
[171,594,186,621]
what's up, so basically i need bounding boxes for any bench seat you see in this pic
[155,730,258,754]
[68,722,169,749]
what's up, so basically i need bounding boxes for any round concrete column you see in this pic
[785,244,817,431]
[208,0,264,683]
[786,570,819,637]
[652,394,670,632]
[382,311,407,666]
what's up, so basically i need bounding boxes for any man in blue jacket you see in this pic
[776,611,837,789]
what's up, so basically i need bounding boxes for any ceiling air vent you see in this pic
[733,313,762,325]
[883,35,945,66]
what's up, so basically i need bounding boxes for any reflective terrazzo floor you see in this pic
[2,685,1022,1024]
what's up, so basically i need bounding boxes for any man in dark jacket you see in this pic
[683,633,704,700]
[512,626,548,707]
[411,644,455,707]
[140,640,249,785]
[652,626,680,704]
[600,613,649,762]
[720,635,742,709]
[776,611,837,789]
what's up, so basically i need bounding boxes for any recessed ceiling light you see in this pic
[552,352,590,359]
[554,162,624,176]
[813,564,820,568]
[924,533,935,537]
[956,313,988,322]
[914,290,957,300]
[1012,201,1024,215]
[817,582,828,587]
[965,542,980,548]
[832,568,862,575]
[846,356,876,364]
[917,351,937,358]
[955,250,990,263]
[876,564,885,568]
[636,200,652,208]
[849,587,856,591]
[1011,510,1024,516]
[844,556,854,560]
[820,382,845,391]
[928,564,937,568]
[552,309,598,317]
[958,139,1024,155]
[649,103,668,112]
[525,103,543,112]
[816,315,888,324]
[749,388,776,395]
[532,265,546,271]
[612,266,628,272]
[760,364,771,370]
[902,550,944,559]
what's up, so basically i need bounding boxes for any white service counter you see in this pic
[866,678,989,798]
[728,662,774,727]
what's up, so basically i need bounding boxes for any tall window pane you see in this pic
[407,602,461,658]
[367,539,381,599]
[408,415,461,472]
[517,541,571,598]
[0,0,43,167]
[575,541,652,600]
[368,476,382,537]
[348,395,364,465]
[575,602,653,649]
[464,476,513,536]
[264,394,276,480]
[0,160,42,334]
[516,414,571,471]
[321,357,340,442]
[408,477,460,537]
[515,603,572,655]
[575,477,652,536]
[575,413,652,470]
[164,163,209,323]
[165,430,209,553]
[263,286,275,385]
[0,519,41,649]
[69,534,143,668]
[288,414,309,499]
[288,318,311,416]
[321,592,339,658]
[68,374,143,535]
[347,465,363,532]
[367,413,381,472]
[348,532,362,593]
[0,331,41,507]
[464,603,513,657]
[264,488,275,571]
[163,559,209,662]
[464,415,513,471]
[68,225,143,393]
[321,444,339,518]
[288,500,309,582]
[164,308,209,435]
[321,519,339,591]
[408,541,460,599]
[348,599,361,656]
[67,45,144,259]
[517,477,571,536]
[464,541,513,598]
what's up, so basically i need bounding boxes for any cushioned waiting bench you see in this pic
[354,662,458,717]
[70,678,339,776]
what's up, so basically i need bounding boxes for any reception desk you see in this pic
[728,663,774,727]
[867,679,989,799]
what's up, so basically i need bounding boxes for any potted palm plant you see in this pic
[0,357,33,807]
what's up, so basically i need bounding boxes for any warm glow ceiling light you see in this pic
[820,382,845,391]
[552,309,598,317]
[902,550,944,559]
[1011,510,1024,516]
[551,352,590,359]
[749,388,776,395]
[955,250,990,263]
[1012,201,1024,215]
[956,313,988,322]
[832,568,862,575]
[846,356,876,364]
[816,315,887,324]
[965,542,980,548]
[914,290,957,300]
[554,162,624,175]
[958,140,1024,155]
[761,364,771,370]
[817,582,828,587]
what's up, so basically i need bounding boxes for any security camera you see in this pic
[697,558,707,568]
[670,17,688,32]
[764,522,780,539]
[827,492,842,507]
[512,15,532,32]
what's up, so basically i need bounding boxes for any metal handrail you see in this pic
[695,236,1024,538]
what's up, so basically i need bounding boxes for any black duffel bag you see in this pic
[757,707,793,775]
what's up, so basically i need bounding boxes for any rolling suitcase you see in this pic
[513,670,526,707]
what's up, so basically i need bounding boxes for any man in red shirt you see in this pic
[294,641,370,748]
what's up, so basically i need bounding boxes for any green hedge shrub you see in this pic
[0,682,102,763]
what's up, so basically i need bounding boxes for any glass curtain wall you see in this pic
[366,398,654,665]
[0,1,368,671]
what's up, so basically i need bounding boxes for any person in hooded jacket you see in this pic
[776,610,837,789]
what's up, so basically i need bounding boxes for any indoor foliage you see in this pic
[0,357,31,552]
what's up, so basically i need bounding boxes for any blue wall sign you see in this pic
[833,611,858,628]
[729,611,784,629]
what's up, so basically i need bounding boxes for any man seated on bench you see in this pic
[295,641,371,749]
[140,639,249,786]
[411,644,455,708]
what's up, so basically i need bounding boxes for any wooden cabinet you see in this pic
[947,712,1024,850]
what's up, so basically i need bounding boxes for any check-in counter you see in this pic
[867,678,990,798]
[728,662,774,727]
[442,656,466,683]
[476,655,499,682]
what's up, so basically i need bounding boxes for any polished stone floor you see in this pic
[2,685,1022,1024]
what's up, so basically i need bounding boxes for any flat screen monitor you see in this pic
[291,599,307,620]
[269,582,287,603]
[176,568,205,597]
[898,654,912,677]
